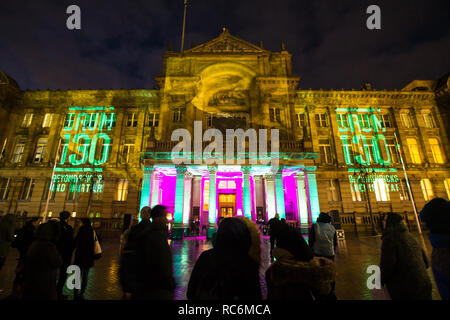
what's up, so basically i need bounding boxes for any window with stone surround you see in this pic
[380,114,392,128]
[400,112,413,128]
[33,138,48,163]
[406,138,421,164]
[429,138,444,164]
[374,178,390,201]
[19,178,34,200]
[42,113,54,128]
[116,179,128,202]
[350,183,365,202]
[295,113,306,127]
[269,108,281,122]
[386,138,400,164]
[444,178,450,200]
[422,113,436,128]
[12,138,26,163]
[173,108,184,123]
[327,179,341,202]
[21,113,33,128]
[315,113,328,127]
[319,139,333,164]
[146,112,159,127]
[420,179,434,201]
[0,177,11,200]
[126,112,138,127]
[399,179,410,201]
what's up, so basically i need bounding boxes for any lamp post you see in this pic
[358,164,378,235]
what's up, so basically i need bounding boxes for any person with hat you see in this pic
[420,198,450,300]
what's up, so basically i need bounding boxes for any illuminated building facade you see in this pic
[0,29,449,235]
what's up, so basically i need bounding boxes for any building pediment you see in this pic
[185,28,268,54]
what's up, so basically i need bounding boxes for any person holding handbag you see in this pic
[73,218,97,300]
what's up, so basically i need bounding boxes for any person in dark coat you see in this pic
[119,206,153,299]
[133,205,175,300]
[73,218,95,300]
[380,212,432,300]
[10,217,39,298]
[55,211,75,300]
[187,217,262,300]
[268,213,282,259]
[420,198,450,300]
[265,226,335,300]
[22,221,62,300]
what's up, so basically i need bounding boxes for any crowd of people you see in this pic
[0,197,449,300]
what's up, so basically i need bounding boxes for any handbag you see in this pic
[93,230,102,260]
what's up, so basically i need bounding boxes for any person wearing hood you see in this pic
[187,217,262,300]
[265,225,336,300]
[0,214,16,294]
[308,212,338,261]
[419,198,450,300]
[380,212,432,300]
[22,221,62,300]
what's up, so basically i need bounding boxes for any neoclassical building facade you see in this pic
[0,29,449,235]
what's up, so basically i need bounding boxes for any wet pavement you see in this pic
[0,232,441,300]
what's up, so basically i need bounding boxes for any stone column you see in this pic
[304,168,321,224]
[207,166,217,238]
[182,172,193,226]
[274,170,286,219]
[265,173,276,220]
[295,171,309,229]
[150,170,160,208]
[242,166,252,219]
[173,165,187,239]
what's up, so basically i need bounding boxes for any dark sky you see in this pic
[0,0,449,91]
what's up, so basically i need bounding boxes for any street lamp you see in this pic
[358,164,379,235]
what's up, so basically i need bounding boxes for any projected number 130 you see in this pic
[59,133,111,166]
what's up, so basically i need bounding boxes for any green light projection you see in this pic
[337,108,399,193]
[53,107,115,193]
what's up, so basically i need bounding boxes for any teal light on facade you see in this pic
[140,168,153,212]
[274,173,286,219]
[306,173,320,223]
[242,171,252,219]
[173,168,186,224]
[208,171,217,224]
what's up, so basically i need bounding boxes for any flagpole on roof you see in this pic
[180,0,188,53]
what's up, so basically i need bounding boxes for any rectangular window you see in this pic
[444,178,450,200]
[315,113,328,127]
[386,138,400,164]
[374,179,390,202]
[400,113,413,128]
[41,178,56,201]
[420,179,434,201]
[269,108,281,122]
[0,177,11,200]
[116,179,128,202]
[146,112,159,127]
[406,138,421,164]
[380,114,392,128]
[19,178,34,200]
[42,113,54,128]
[0,138,7,160]
[206,114,215,127]
[295,113,306,127]
[336,114,347,130]
[319,139,333,164]
[34,138,48,163]
[66,182,78,201]
[327,179,341,202]
[121,139,135,164]
[64,113,75,129]
[127,113,138,127]
[399,179,410,201]
[422,113,435,128]
[21,113,33,128]
[429,138,444,164]
[13,139,26,163]
[350,183,365,202]
[173,108,184,123]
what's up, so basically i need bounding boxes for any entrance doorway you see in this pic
[218,193,236,218]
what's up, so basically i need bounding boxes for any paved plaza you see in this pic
[0,232,441,300]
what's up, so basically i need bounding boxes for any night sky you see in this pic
[0,0,449,91]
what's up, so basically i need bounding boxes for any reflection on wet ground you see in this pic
[0,232,441,300]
